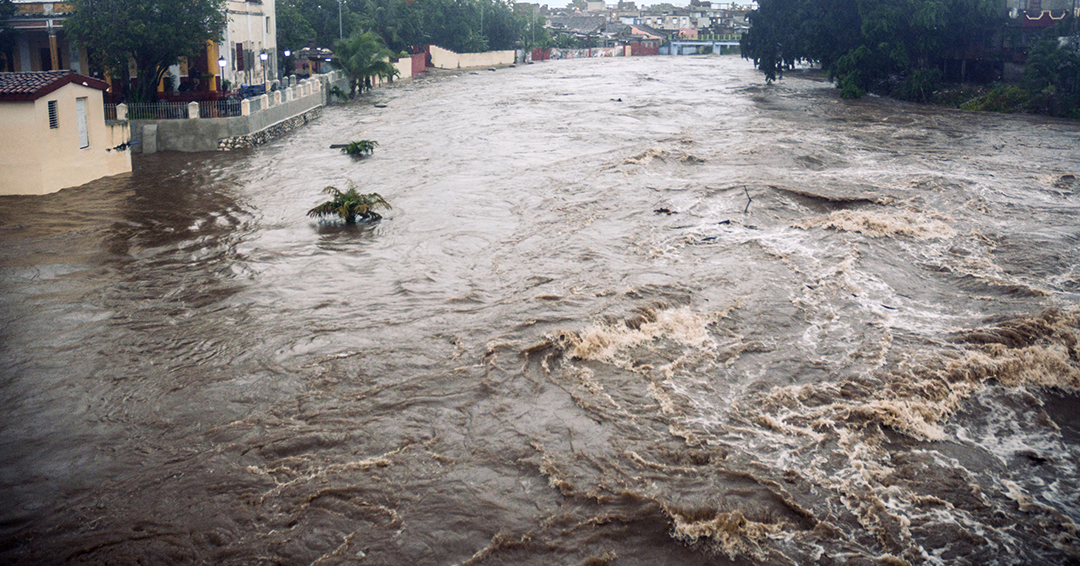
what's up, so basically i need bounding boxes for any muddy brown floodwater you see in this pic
[2,56,1080,566]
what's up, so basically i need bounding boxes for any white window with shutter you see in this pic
[76,97,89,149]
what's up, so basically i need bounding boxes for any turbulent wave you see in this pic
[517,306,1080,565]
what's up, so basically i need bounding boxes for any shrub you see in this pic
[307,184,391,224]
[330,85,349,101]
[959,85,1031,113]
[342,140,379,156]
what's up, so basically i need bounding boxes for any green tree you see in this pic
[66,0,226,102]
[331,30,399,97]
[0,0,16,72]
[296,0,529,55]
[1022,34,1080,117]
[308,185,391,224]
[277,0,315,79]
[742,0,999,101]
[278,0,316,52]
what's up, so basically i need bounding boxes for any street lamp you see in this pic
[218,56,227,91]
[259,51,268,86]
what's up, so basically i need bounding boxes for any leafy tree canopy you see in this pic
[286,0,528,54]
[66,0,227,102]
[1,0,18,70]
[278,0,317,51]
[741,0,1000,101]
[1021,33,1080,117]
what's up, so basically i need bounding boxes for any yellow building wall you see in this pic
[0,83,131,196]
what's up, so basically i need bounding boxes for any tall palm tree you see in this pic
[331,31,400,98]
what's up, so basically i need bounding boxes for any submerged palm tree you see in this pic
[342,140,379,156]
[331,31,400,98]
[307,184,391,224]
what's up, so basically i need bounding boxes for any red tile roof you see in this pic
[0,71,110,102]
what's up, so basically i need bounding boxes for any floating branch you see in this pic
[744,186,753,214]
[331,140,379,156]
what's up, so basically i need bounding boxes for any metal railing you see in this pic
[695,33,743,42]
[123,101,189,120]
[103,99,244,120]
[199,99,242,118]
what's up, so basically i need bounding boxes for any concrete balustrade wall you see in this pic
[131,72,336,153]
[126,44,516,154]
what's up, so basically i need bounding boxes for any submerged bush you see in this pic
[330,86,349,101]
[342,140,379,156]
[307,184,391,224]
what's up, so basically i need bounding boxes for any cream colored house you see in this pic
[217,0,279,88]
[0,71,131,195]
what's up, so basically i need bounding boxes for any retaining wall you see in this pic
[428,46,515,69]
[131,72,338,153]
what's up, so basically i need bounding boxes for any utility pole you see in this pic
[339,0,344,39]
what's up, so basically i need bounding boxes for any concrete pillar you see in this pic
[187,101,200,119]
[259,93,269,110]
[141,124,158,154]
[116,103,127,121]
[273,91,281,105]
[241,99,250,116]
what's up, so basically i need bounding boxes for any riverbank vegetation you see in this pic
[278,0,536,57]
[740,0,1080,118]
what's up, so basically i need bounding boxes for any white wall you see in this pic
[221,0,278,87]
[428,46,516,69]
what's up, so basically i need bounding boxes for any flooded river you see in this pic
[2,56,1079,565]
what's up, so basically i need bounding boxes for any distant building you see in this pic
[0,71,131,195]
